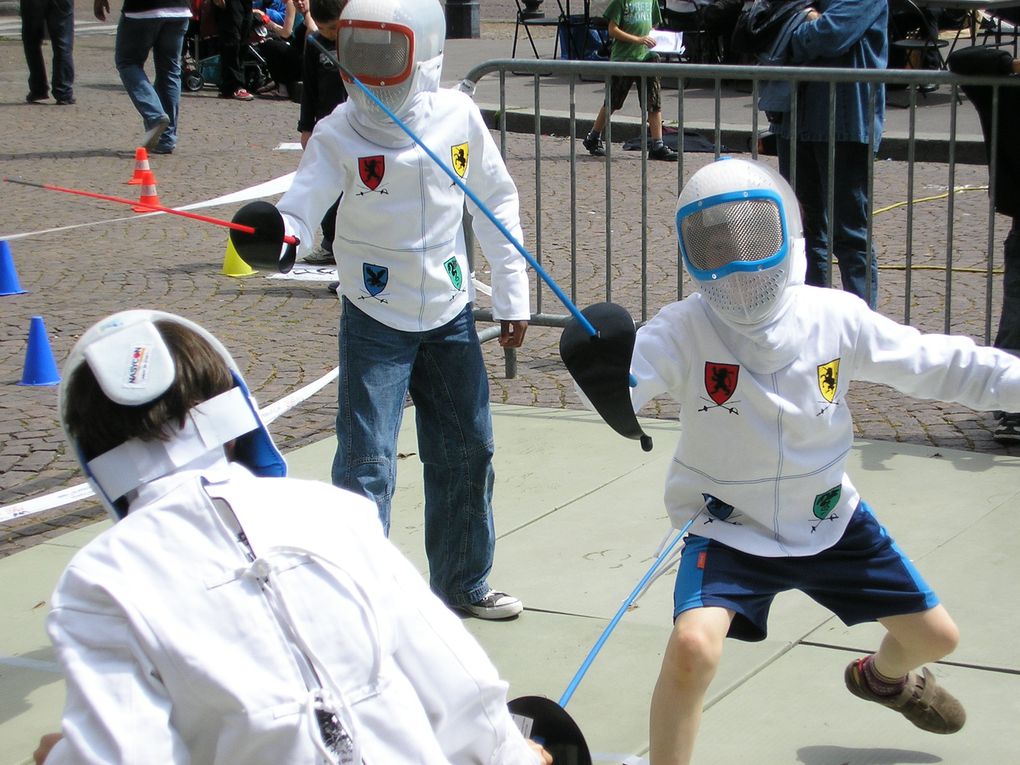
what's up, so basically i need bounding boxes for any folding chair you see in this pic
[513,0,561,59]
[889,0,949,73]
[661,0,725,65]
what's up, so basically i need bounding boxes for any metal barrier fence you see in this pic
[464,59,1020,375]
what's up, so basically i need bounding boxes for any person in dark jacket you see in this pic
[772,0,887,308]
[948,45,1020,442]
[297,0,347,266]
[94,0,191,153]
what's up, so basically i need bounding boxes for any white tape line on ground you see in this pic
[0,366,340,524]
[0,482,96,524]
[259,366,339,425]
[175,172,295,211]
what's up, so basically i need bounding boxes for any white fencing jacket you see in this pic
[277,88,531,332]
[632,287,1020,557]
[45,461,539,765]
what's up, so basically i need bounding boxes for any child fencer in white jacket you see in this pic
[572,158,1020,765]
[34,309,550,765]
[231,0,531,622]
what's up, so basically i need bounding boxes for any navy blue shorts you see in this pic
[673,502,939,642]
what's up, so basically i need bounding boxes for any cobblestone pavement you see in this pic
[1,0,1017,556]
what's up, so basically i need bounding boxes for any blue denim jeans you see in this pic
[332,299,496,607]
[20,0,75,101]
[995,218,1020,356]
[778,139,879,309]
[115,16,188,151]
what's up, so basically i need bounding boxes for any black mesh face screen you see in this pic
[681,198,783,272]
[338,27,410,81]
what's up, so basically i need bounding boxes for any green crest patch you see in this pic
[813,486,841,519]
[444,256,463,290]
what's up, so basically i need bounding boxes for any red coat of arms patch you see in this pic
[358,155,385,191]
[704,362,739,406]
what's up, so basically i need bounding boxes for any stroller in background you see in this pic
[182,0,272,92]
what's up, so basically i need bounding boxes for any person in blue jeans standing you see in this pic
[20,0,75,104]
[773,0,887,308]
[237,0,531,620]
[94,0,191,154]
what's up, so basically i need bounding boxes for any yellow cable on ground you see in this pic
[873,184,989,215]
[869,184,1002,273]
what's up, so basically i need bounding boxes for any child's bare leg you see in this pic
[649,110,664,142]
[845,604,965,733]
[874,604,960,677]
[649,606,733,765]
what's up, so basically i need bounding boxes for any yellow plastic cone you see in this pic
[222,237,257,277]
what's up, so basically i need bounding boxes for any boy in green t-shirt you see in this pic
[583,0,677,161]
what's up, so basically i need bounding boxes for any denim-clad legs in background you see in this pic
[332,298,496,608]
[20,0,75,101]
[779,139,879,309]
[115,17,188,151]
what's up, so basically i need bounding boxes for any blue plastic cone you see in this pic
[0,240,27,296]
[18,316,60,386]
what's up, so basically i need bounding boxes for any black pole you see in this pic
[445,0,480,39]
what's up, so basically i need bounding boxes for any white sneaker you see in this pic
[143,115,171,150]
[458,590,523,620]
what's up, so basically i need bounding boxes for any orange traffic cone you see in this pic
[132,171,161,212]
[126,147,151,185]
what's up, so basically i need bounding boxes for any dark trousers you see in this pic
[20,0,75,100]
[213,0,252,94]
[260,37,302,87]
[320,195,341,253]
[995,218,1020,355]
[778,139,879,308]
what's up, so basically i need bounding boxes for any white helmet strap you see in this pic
[86,386,258,502]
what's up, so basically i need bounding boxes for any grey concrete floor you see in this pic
[2,406,1018,764]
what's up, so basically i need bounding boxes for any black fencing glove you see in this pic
[230,201,298,273]
[507,696,591,765]
[559,302,653,452]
